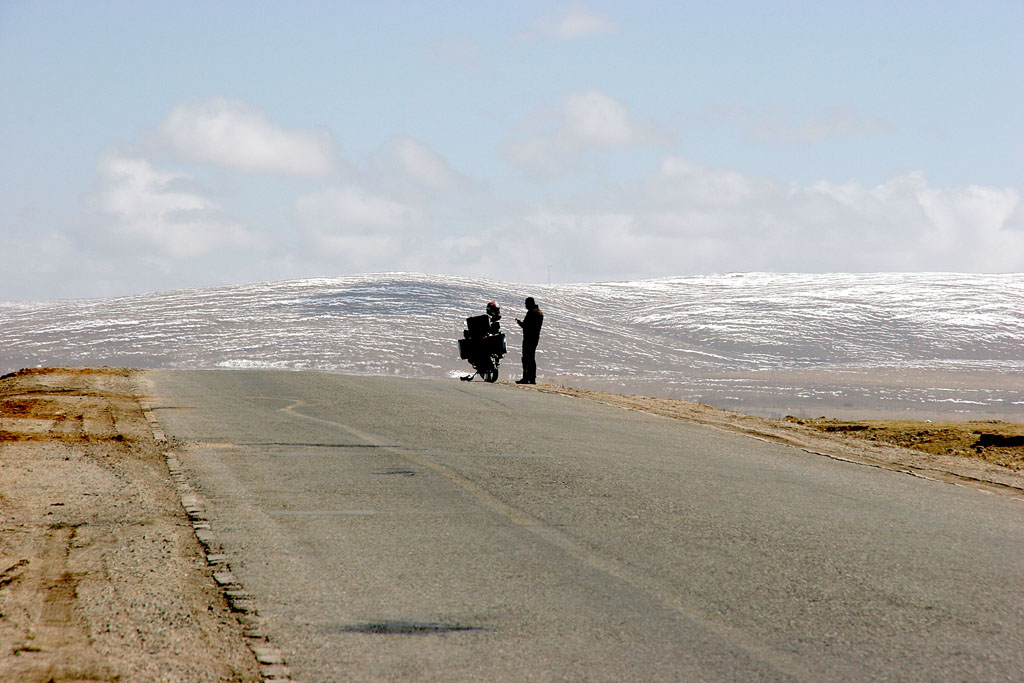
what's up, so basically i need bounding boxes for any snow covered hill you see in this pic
[3,273,1022,420]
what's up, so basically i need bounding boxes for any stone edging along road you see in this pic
[139,400,294,683]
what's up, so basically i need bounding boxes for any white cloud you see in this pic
[392,137,462,190]
[295,185,423,267]
[0,231,82,301]
[563,91,653,146]
[61,106,1024,299]
[88,155,263,258]
[297,185,418,232]
[506,91,666,175]
[522,1,616,41]
[651,157,773,208]
[1005,201,1024,232]
[291,153,1023,282]
[915,181,1022,269]
[157,98,336,175]
[499,160,1024,279]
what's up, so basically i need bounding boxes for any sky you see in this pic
[1,1,1022,301]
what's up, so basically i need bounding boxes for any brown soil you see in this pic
[523,383,1024,498]
[0,368,259,681]
[786,418,1024,470]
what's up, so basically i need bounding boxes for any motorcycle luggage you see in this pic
[487,332,507,355]
[458,338,477,360]
[466,314,490,336]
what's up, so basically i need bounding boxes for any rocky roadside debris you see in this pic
[0,368,260,682]
[525,383,1024,498]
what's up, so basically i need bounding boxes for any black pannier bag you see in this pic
[487,333,507,355]
[466,314,491,337]
[458,337,478,360]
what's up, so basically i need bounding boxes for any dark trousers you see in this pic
[522,344,537,381]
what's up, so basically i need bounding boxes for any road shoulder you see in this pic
[522,383,1024,499]
[0,368,260,681]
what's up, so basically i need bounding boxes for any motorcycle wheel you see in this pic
[484,368,498,383]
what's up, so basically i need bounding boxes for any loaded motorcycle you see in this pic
[458,301,507,382]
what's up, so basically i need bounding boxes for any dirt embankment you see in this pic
[0,368,258,682]
[524,383,1024,497]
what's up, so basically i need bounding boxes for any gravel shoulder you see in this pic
[0,368,259,682]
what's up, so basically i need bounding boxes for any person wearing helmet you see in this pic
[515,297,543,384]
[486,301,501,333]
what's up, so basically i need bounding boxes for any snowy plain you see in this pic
[2,272,1021,420]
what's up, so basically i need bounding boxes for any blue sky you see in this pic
[1,1,1021,300]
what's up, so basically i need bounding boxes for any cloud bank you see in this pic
[8,93,1018,301]
[391,137,463,191]
[286,155,1023,281]
[506,91,666,175]
[157,98,337,175]
[533,161,1024,277]
[88,155,263,258]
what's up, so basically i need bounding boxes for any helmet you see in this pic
[486,301,500,316]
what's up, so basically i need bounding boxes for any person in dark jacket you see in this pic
[515,297,544,384]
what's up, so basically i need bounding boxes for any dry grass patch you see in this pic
[788,418,1024,470]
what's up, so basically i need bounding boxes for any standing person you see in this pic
[516,297,544,385]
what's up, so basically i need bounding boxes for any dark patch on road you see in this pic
[241,442,390,448]
[372,468,417,476]
[408,450,554,458]
[326,621,492,635]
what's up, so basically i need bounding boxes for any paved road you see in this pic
[148,370,1024,681]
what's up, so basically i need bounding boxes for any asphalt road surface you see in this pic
[148,370,1024,681]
